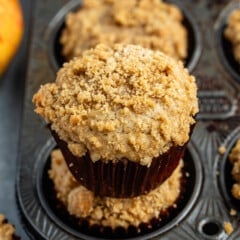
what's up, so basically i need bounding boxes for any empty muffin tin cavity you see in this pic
[45,0,201,73]
[215,1,240,84]
[35,140,202,240]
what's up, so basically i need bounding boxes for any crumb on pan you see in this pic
[223,221,234,235]
[218,145,226,155]
[33,44,198,166]
[49,149,183,229]
[229,208,237,216]
[0,214,16,240]
[224,8,240,63]
[60,0,188,61]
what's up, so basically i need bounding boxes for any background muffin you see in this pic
[60,0,188,61]
[49,149,183,230]
[229,139,240,199]
[33,44,198,197]
[224,8,240,63]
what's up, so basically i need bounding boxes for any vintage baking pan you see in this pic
[17,0,240,239]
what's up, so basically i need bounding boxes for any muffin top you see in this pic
[224,8,240,63]
[60,0,187,61]
[33,44,198,166]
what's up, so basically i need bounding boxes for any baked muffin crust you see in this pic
[224,9,240,63]
[60,0,188,61]
[33,44,198,166]
[49,149,183,229]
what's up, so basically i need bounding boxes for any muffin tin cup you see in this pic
[45,0,202,73]
[214,1,240,84]
[51,129,187,198]
[32,139,202,239]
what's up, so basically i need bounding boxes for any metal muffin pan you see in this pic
[17,0,240,239]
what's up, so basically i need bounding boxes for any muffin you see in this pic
[224,8,240,63]
[229,139,240,199]
[60,0,188,62]
[33,44,198,197]
[0,214,17,240]
[49,149,184,233]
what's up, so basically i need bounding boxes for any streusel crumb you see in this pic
[33,44,198,166]
[218,145,226,155]
[49,149,183,229]
[0,214,16,240]
[60,0,187,61]
[223,222,234,235]
[224,9,240,63]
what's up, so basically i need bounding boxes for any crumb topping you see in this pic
[224,9,240,63]
[229,139,240,200]
[60,0,187,61]
[229,208,237,216]
[218,145,226,154]
[49,149,183,228]
[33,44,198,166]
[223,222,234,235]
[0,214,16,240]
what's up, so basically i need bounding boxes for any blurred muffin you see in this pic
[224,8,240,63]
[0,214,17,240]
[229,139,240,199]
[33,44,198,197]
[60,0,187,61]
[49,149,183,231]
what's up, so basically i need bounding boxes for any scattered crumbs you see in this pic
[223,222,234,235]
[69,163,74,167]
[185,172,190,177]
[230,208,237,216]
[218,145,226,155]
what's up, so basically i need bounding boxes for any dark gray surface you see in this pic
[0,0,32,239]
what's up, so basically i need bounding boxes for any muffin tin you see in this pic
[17,0,240,239]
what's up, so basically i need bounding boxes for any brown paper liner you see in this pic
[51,129,189,198]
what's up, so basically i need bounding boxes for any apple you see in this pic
[0,0,24,76]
